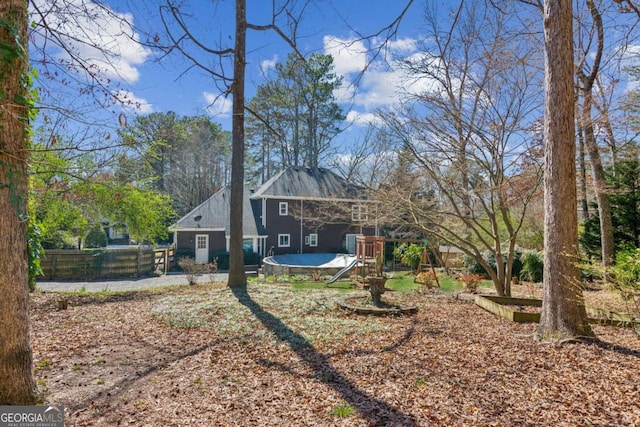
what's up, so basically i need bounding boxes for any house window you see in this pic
[197,235,208,249]
[309,233,318,247]
[279,202,288,216]
[352,204,368,222]
[278,234,290,247]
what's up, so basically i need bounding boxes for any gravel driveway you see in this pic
[36,272,229,293]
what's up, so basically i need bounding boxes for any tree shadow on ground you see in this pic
[230,283,417,426]
[587,337,640,358]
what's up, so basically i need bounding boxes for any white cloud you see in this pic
[203,92,232,117]
[345,110,382,126]
[31,0,152,84]
[386,38,418,54]
[323,36,367,76]
[260,55,279,74]
[324,34,427,113]
[113,90,152,114]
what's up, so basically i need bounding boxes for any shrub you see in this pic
[209,250,261,270]
[393,243,424,271]
[415,271,437,288]
[174,249,195,264]
[85,224,107,248]
[460,274,483,292]
[177,257,205,285]
[174,249,261,272]
[610,249,640,316]
[519,250,544,283]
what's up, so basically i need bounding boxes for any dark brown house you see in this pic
[170,167,377,263]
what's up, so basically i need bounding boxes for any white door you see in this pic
[195,234,209,264]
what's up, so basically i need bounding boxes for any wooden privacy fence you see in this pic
[40,247,160,280]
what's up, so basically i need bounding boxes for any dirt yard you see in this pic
[30,282,640,426]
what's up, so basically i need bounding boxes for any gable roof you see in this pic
[250,166,367,201]
[170,186,267,236]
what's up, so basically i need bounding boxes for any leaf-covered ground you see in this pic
[31,282,640,426]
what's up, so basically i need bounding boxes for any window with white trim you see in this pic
[309,233,318,247]
[352,204,368,222]
[196,235,208,249]
[279,202,288,216]
[278,234,290,247]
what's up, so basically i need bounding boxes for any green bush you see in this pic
[607,249,640,325]
[519,250,544,283]
[393,243,423,271]
[174,249,261,272]
[41,231,76,249]
[85,224,108,248]
[174,249,195,266]
[612,249,640,291]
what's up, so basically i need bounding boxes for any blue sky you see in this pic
[30,0,431,137]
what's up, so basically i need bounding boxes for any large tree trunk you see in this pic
[538,0,593,342]
[0,0,35,404]
[228,0,247,287]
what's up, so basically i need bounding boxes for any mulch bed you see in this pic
[30,284,640,426]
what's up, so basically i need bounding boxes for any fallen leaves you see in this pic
[29,284,640,426]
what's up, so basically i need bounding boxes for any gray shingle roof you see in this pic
[170,186,266,236]
[250,166,366,200]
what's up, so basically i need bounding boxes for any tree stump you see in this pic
[368,276,388,307]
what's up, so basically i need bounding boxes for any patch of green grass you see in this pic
[415,377,428,388]
[290,281,353,291]
[437,275,463,292]
[34,359,52,372]
[290,281,328,291]
[96,378,105,385]
[385,273,421,293]
[480,279,493,289]
[331,403,355,418]
[71,363,83,372]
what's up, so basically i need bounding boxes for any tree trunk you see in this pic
[576,0,613,267]
[581,88,614,267]
[0,0,35,404]
[228,0,247,287]
[538,0,593,342]
[577,115,590,221]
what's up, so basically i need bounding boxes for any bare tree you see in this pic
[0,0,36,404]
[378,0,544,296]
[29,0,148,157]
[575,0,614,267]
[538,0,593,342]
